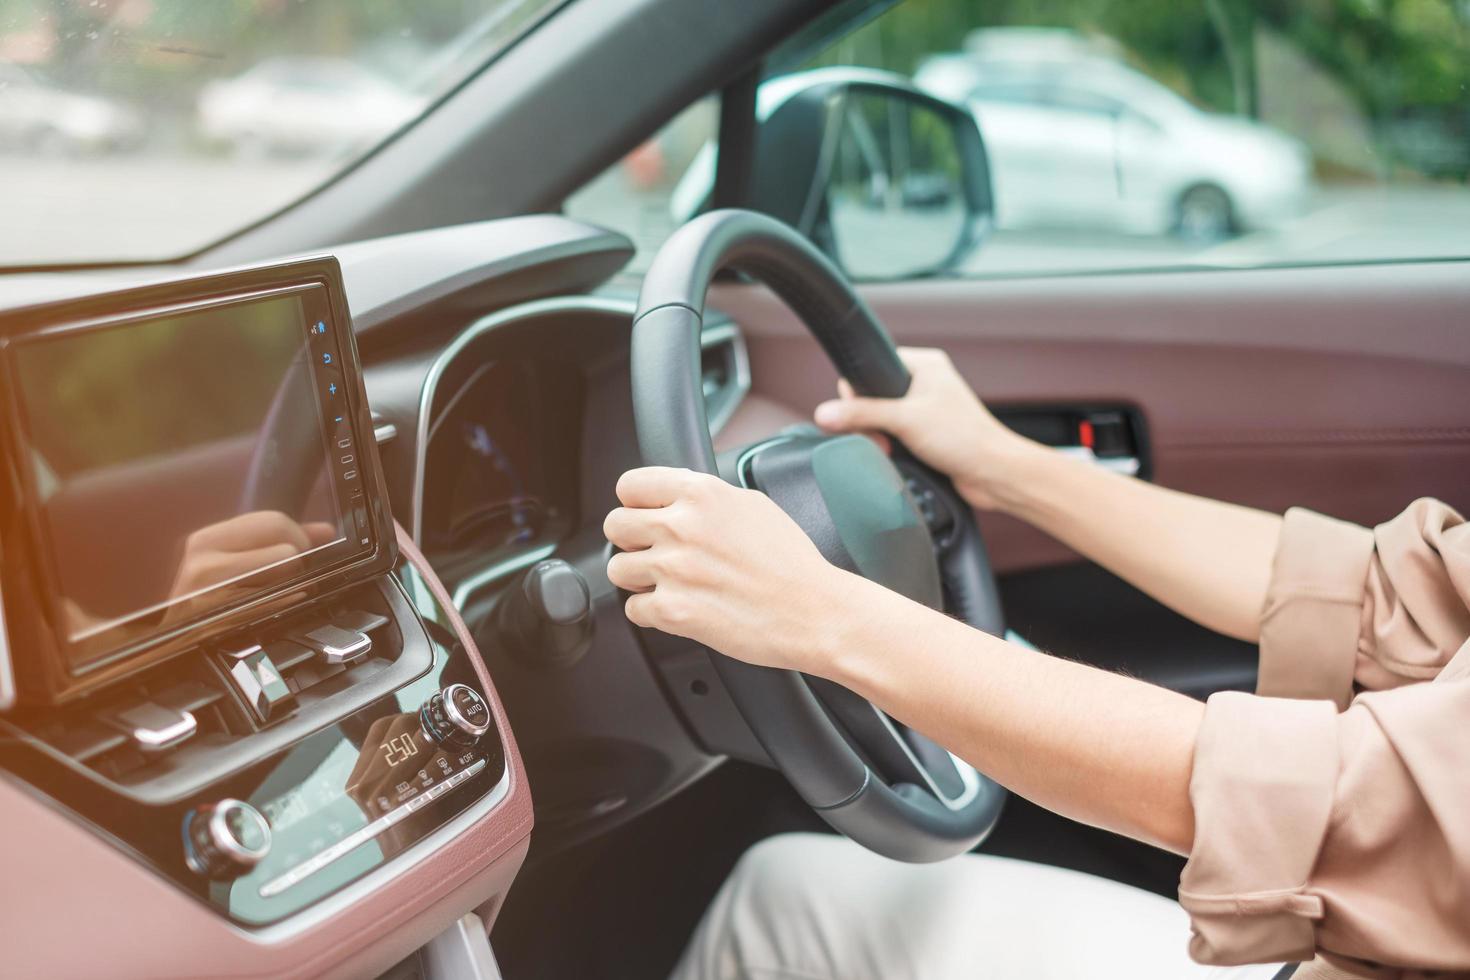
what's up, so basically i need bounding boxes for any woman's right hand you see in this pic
[812,347,1040,511]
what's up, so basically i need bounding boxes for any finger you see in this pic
[862,431,892,455]
[303,521,340,547]
[606,549,657,592]
[173,543,300,596]
[813,394,902,434]
[603,506,659,550]
[896,346,944,366]
[188,511,312,554]
[616,466,699,508]
[624,591,658,629]
[830,380,893,450]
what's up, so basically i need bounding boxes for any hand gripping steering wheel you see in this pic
[631,209,1007,862]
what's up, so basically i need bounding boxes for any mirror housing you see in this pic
[672,68,994,280]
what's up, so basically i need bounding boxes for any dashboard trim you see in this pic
[0,574,13,711]
[451,542,556,613]
[411,296,640,546]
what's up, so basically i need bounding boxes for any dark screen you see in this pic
[12,290,348,668]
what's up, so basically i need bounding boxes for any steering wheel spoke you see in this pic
[806,676,981,810]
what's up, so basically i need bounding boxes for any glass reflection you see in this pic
[9,290,347,666]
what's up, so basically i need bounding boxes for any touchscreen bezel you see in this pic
[0,257,395,706]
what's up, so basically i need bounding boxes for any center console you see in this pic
[0,259,522,937]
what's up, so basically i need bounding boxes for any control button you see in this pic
[321,368,343,400]
[342,469,358,482]
[292,624,371,666]
[225,645,295,723]
[258,869,298,898]
[419,684,491,748]
[106,701,197,753]
[352,505,370,543]
[184,799,271,879]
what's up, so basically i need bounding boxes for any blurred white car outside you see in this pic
[198,57,426,158]
[915,29,1313,241]
[0,61,144,155]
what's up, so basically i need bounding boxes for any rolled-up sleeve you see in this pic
[1256,508,1374,708]
[1258,499,1470,708]
[1180,499,1470,968]
[1181,671,1470,968]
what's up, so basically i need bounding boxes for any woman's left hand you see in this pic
[603,466,854,673]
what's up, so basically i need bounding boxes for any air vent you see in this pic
[700,320,750,435]
[41,661,245,783]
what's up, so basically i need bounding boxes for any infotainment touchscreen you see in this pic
[5,281,378,673]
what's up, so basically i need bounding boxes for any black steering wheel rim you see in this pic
[631,208,1007,862]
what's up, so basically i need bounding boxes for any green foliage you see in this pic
[16,296,307,477]
[808,0,1470,119]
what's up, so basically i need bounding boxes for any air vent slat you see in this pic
[699,321,750,435]
[52,725,128,764]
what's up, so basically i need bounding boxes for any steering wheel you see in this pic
[631,209,1007,862]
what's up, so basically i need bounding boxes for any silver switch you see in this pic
[107,702,197,753]
[292,624,371,666]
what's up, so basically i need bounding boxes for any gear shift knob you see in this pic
[495,558,594,669]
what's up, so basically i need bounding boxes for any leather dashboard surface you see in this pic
[0,524,532,980]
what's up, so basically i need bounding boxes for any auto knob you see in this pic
[420,683,491,748]
[493,558,594,670]
[183,798,271,879]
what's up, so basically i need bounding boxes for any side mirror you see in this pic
[673,69,994,280]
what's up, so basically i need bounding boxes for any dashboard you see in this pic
[420,359,580,581]
[0,216,755,979]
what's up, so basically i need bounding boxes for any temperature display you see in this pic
[380,731,421,768]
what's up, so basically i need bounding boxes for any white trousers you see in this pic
[670,833,1283,980]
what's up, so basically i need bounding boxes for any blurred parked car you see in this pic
[915,29,1312,241]
[197,57,426,158]
[0,61,144,155]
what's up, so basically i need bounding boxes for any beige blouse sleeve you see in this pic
[1178,499,1470,969]
[1257,500,1470,706]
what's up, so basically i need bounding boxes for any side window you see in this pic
[811,4,1470,275]
[565,2,1470,280]
[564,97,718,271]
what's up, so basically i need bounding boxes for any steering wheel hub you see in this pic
[743,433,942,609]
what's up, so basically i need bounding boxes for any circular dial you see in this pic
[419,683,491,748]
[183,798,271,879]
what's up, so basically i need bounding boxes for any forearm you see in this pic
[984,445,1282,642]
[819,572,1204,854]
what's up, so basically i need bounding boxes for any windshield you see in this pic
[0,0,562,267]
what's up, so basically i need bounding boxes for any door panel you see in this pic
[711,259,1470,695]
